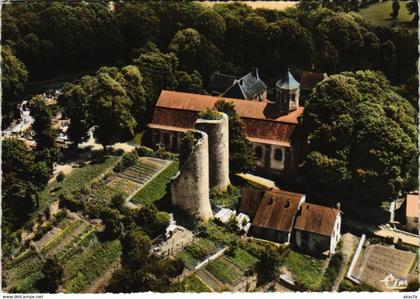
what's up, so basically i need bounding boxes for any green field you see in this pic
[357,1,413,27]
[283,250,327,291]
[227,248,259,272]
[183,274,213,292]
[131,160,179,205]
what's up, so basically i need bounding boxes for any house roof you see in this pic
[209,73,236,95]
[252,189,304,233]
[294,203,340,237]
[223,69,267,100]
[300,71,326,91]
[276,70,300,90]
[240,187,266,217]
[149,90,303,144]
[406,193,419,218]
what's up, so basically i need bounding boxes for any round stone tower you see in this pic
[171,130,212,222]
[195,112,230,191]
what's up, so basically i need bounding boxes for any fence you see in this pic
[346,234,366,284]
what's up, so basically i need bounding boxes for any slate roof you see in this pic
[276,70,300,90]
[252,189,304,233]
[294,203,340,237]
[406,193,419,218]
[223,69,267,100]
[209,73,236,95]
[300,71,326,91]
[149,90,303,144]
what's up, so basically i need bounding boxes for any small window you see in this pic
[274,148,283,161]
[163,133,170,146]
[255,146,263,159]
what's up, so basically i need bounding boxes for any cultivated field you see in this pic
[357,1,412,27]
[352,245,417,291]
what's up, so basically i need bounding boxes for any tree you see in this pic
[303,71,418,204]
[406,0,419,23]
[36,258,63,293]
[390,0,400,19]
[135,205,170,239]
[214,100,255,174]
[30,95,58,150]
[1,46,28,127]
[90,72,137,151]
[194,10,226,44]
[175,70,203,93]
[169,28,202,71]
[133,49,179,107]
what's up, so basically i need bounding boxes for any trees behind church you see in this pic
[303,71,418,204]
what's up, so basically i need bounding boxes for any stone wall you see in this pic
[171,131,213,222]
[195,113,230,191]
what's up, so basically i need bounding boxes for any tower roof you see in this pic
[276,69,300,90]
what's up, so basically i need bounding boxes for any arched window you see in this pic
[255,146,263,160]
[274,148,283,161]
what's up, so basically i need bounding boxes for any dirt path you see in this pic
[333,233,359,291]
[85,259,121,293]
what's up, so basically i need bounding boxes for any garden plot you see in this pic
[89,157,171,204]
[352,245,417,291]
[206,256,243,285]
[4,214,121,293]
[227,248,259,272]
[183,274,213,292]
[177,238,222,270]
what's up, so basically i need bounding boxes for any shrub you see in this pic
[198,108,222,120]
[210,185,240,208]
[136,145,177,160]
[56,171,65,183]
[114,151,138,173]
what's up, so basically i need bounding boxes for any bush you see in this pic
[56,171,65,183]
[395,239,418,253]
[136,145,177,160]
[114,151,138,173]
[197,108,222,120]
[210,185,240,208]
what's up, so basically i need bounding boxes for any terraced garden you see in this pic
[183,274,213,292]
[227,247,259,272]
[206,256,243,285]
[89,157,172,204]
[177,238,222,270]
[4,217,122,293]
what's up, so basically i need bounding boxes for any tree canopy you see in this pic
[303,70,418,203]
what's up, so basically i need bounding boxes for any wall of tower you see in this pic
[171,131,213,222]
[195,113,230,191]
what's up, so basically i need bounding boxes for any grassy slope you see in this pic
[283,250,326,291]
[357,1,412,27]
[131,160,179,205]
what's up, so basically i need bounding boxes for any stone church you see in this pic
[147,70,309,177]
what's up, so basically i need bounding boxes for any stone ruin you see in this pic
[171,112,230,222]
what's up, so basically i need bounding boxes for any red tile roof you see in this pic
[406,193,419,218]
[240,187,266,217]
[300,71,326,91]
[149,90,303,143]
[252,189,304,233]
[294,203,340,237]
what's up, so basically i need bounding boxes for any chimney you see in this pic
[336,202,341,210]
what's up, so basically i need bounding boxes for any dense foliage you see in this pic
[215,100,256,174]
[303,70,418,203]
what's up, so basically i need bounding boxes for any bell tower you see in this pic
[275,69,300,115]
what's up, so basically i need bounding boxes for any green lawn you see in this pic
[131,160,179,205]
[357,1,412,27]
[283,250,327,291]
[183,274,213,292]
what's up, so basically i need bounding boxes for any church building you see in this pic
[147,70,306,177]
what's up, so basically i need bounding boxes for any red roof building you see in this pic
[148,90,306,176]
